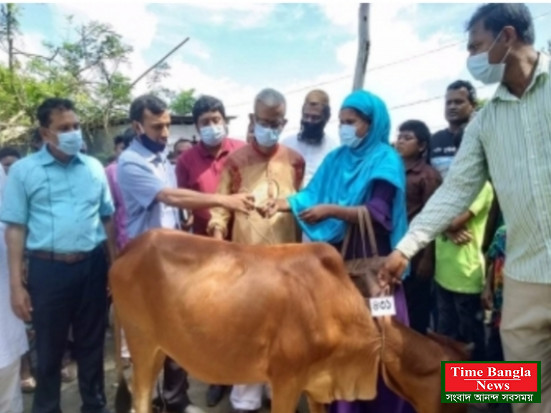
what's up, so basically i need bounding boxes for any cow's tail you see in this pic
[113,306,132,413]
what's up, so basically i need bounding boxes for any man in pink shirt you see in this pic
[175,95,244,406]
[105,128,135,251]
[176,95,245,238]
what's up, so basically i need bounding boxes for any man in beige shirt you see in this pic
[208,88,304,413]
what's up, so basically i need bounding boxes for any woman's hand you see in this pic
[299,205,333,223]
[258,198,289,218]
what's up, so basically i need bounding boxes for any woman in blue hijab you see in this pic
[264,90,413,413]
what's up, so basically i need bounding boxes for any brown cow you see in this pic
[110,229,469,413]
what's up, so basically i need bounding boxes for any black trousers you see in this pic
[403,274,434,334]
[27,247,109,413]
[153,357,190,413]
[436,284,486,361]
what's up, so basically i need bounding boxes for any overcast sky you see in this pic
[7,2,551,142]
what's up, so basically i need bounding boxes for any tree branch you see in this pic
[12,46,59,62]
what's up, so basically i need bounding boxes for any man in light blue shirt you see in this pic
[117,94,254,413]
[0,98,116,413]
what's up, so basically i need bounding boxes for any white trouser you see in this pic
[0,358,23,413]
[230,384,271,410]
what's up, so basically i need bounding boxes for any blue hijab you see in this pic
[288,90,408,250]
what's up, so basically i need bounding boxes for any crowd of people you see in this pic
[0,3,548,413]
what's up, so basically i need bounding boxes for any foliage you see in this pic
[0,5,169,148]
[170,89,196,115]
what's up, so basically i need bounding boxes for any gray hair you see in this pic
[254,88,286,108]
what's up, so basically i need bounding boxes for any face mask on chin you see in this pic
[299,120,325,143]
[137,124,166,154]
[466,31,511,84]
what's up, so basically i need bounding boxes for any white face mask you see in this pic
[339,124,362,148]
[466,32,511,85]
[254,123,280,147]
[199,124,226,147]
[57,130,83,156]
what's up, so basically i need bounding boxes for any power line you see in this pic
[225,40,464,110]
[225,8,551,111]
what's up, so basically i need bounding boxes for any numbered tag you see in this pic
[369,296,396,317]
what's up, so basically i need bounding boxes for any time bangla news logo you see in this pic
[441,361,541,404]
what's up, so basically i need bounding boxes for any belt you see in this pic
[27,249,97,264]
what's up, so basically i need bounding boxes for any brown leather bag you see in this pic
[341,206,386,298]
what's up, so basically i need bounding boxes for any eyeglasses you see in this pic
[254,117,285,130]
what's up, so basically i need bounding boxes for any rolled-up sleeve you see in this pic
[0,164,29,226]
[118,161,165,209]
[366,180,395,232]
[207,165,233,238]
[397,115,489,259]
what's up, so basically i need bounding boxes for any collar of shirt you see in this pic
[406,158,426,174]
[37,143,85,166]
[493,52,550,102]
[129,139,167,164]
[197,138,232,160]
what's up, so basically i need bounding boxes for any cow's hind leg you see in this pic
[124,326,165,413]
[270,378,303,413]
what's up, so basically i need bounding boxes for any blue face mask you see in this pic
[57,130,84,156]
[339,124,362,148]
[200,124,226,147]
[138,130,166,154]
[254,124,280,147]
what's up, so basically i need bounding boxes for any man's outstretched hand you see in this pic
[378,250,409,288]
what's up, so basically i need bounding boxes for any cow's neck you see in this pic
[306,316,381,403]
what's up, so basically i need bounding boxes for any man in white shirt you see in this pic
[281,90,339,188]
[0,165,28,413]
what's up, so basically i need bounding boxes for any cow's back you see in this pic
[109,229,371,384]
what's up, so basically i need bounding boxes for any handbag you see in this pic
[341,206,386,298]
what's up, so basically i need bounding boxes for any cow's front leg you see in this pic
[124,326,165,413]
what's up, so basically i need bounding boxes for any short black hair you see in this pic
[399,120,431,147]
[113,127,135,148]
[129,94,168,123]
[447,80,477,106]
[0,147,22,161]
[36,98,76,128]
[192,95,226,125]
[467,3,535,45]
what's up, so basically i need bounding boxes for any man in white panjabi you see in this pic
[280,90,339,242]
[0,165,28,413]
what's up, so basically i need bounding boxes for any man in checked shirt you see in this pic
[380,4,551,413]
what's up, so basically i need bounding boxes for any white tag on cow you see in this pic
[369,296,396,317]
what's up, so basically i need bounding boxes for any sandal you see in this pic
[21,377,36,393]
[61,364,77,383]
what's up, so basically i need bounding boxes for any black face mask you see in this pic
[299,120,325,143]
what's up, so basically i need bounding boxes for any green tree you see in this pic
[0,9,136,148]
[170,89,196,115]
